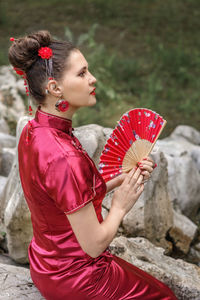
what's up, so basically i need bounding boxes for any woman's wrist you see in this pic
[106,176,120,193]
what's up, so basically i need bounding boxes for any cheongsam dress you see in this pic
[18,106,178,300]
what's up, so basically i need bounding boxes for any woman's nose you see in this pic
[89,72,97,84]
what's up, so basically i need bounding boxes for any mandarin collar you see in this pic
[35,106,74,136]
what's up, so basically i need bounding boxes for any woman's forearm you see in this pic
[93,201,125,258]
[106,175,123,193]
[106,178,118,193]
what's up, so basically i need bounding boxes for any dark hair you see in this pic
[8,30,77,103]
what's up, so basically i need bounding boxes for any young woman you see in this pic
[8,31,178,300]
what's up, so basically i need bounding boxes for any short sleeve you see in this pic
[43,153,96,214]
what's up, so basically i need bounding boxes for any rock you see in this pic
[0,231,7,253]
[186,246,200,266]
[0,66,25,125]
[0,119,9,134]
[168,210,198,254]
[0,263,44,299]
[122,149,174,253]
[110,236,200,300]
[101,206,109,220]
[191,148,200,172]
[0,133,16,148]
[0,176,7,198]
[74,124,106,165]
[0,116,32,263]
[0,148,16,177]
[194,242,200,252]
[157,139,200,219]
[170,125,200,146]
[102,127,113,140]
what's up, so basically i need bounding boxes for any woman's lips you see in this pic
[90,88,96,95]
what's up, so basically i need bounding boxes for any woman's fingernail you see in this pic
[143,158,147,160]
[139,164,143,168]
[153,163,157,169]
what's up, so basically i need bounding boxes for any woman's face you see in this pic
[58,49,97,109]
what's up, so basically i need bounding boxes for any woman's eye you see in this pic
[79,71,86,77]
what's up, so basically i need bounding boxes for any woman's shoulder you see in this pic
[31,125,80,156]
[19,123,86,173]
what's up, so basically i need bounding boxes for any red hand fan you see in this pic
[98,108,167,182]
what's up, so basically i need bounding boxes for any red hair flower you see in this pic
[13,67,24,76]
[38,47,53,59]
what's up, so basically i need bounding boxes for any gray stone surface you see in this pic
[170,125,200,146]
[110,236,200,300]
[0,263,44,299]
[0,65,25,124]
[169,209,198,254]
[0,119,9,134]
[157,138,200,219]
[0,117,33,263]
[0,133,16,149]
[0,147,16,177]
[103,149,174,253]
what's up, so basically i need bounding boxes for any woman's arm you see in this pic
[66,201,125,258]
[66,168,145,259]
[106,174,126,193]
[66,157,155,259]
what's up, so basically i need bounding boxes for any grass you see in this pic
[0,0,200,137]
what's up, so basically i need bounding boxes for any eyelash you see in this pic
[79,70,86,77]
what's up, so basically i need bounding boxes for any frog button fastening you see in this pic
[71,139,82,150]
[69,127,74,136]
[71,140,78,149]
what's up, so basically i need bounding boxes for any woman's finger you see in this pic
[138,163,153,173]
[139,159,154,168]
[129,168,143,186]
[133,174,144,191]
[142,156,157,169]
[122,167,141,186]
[141,170,151,179]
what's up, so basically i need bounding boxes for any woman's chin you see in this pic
[88,97,96,106]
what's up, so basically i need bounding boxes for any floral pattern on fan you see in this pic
[98,108,167,182]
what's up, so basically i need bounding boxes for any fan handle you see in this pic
[146,119,167,156]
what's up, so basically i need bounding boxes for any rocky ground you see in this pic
[0,262,44,299]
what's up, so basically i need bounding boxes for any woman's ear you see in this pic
[46,79,62,98]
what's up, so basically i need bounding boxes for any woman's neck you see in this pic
[39,104,78,121]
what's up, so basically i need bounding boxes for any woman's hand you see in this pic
[138,156,157,183]
[105,156,157,192]
[112,167,144,216]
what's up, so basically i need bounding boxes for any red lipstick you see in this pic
[90,87,96,95]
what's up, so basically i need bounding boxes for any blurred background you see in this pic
[0,0,199,137]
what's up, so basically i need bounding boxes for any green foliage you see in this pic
[0,231,6,238]
[0,0,200,134]
[64,24,121,128]
[63,23,200,135]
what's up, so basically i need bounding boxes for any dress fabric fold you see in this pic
[18,106,178,300]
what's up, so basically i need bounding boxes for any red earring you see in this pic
[55,99,69,112]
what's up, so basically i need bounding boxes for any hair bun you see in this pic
[8,30,52,71]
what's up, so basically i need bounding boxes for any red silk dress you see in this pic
[18,106,178,300]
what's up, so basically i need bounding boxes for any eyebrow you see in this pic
[78,65,88,73]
